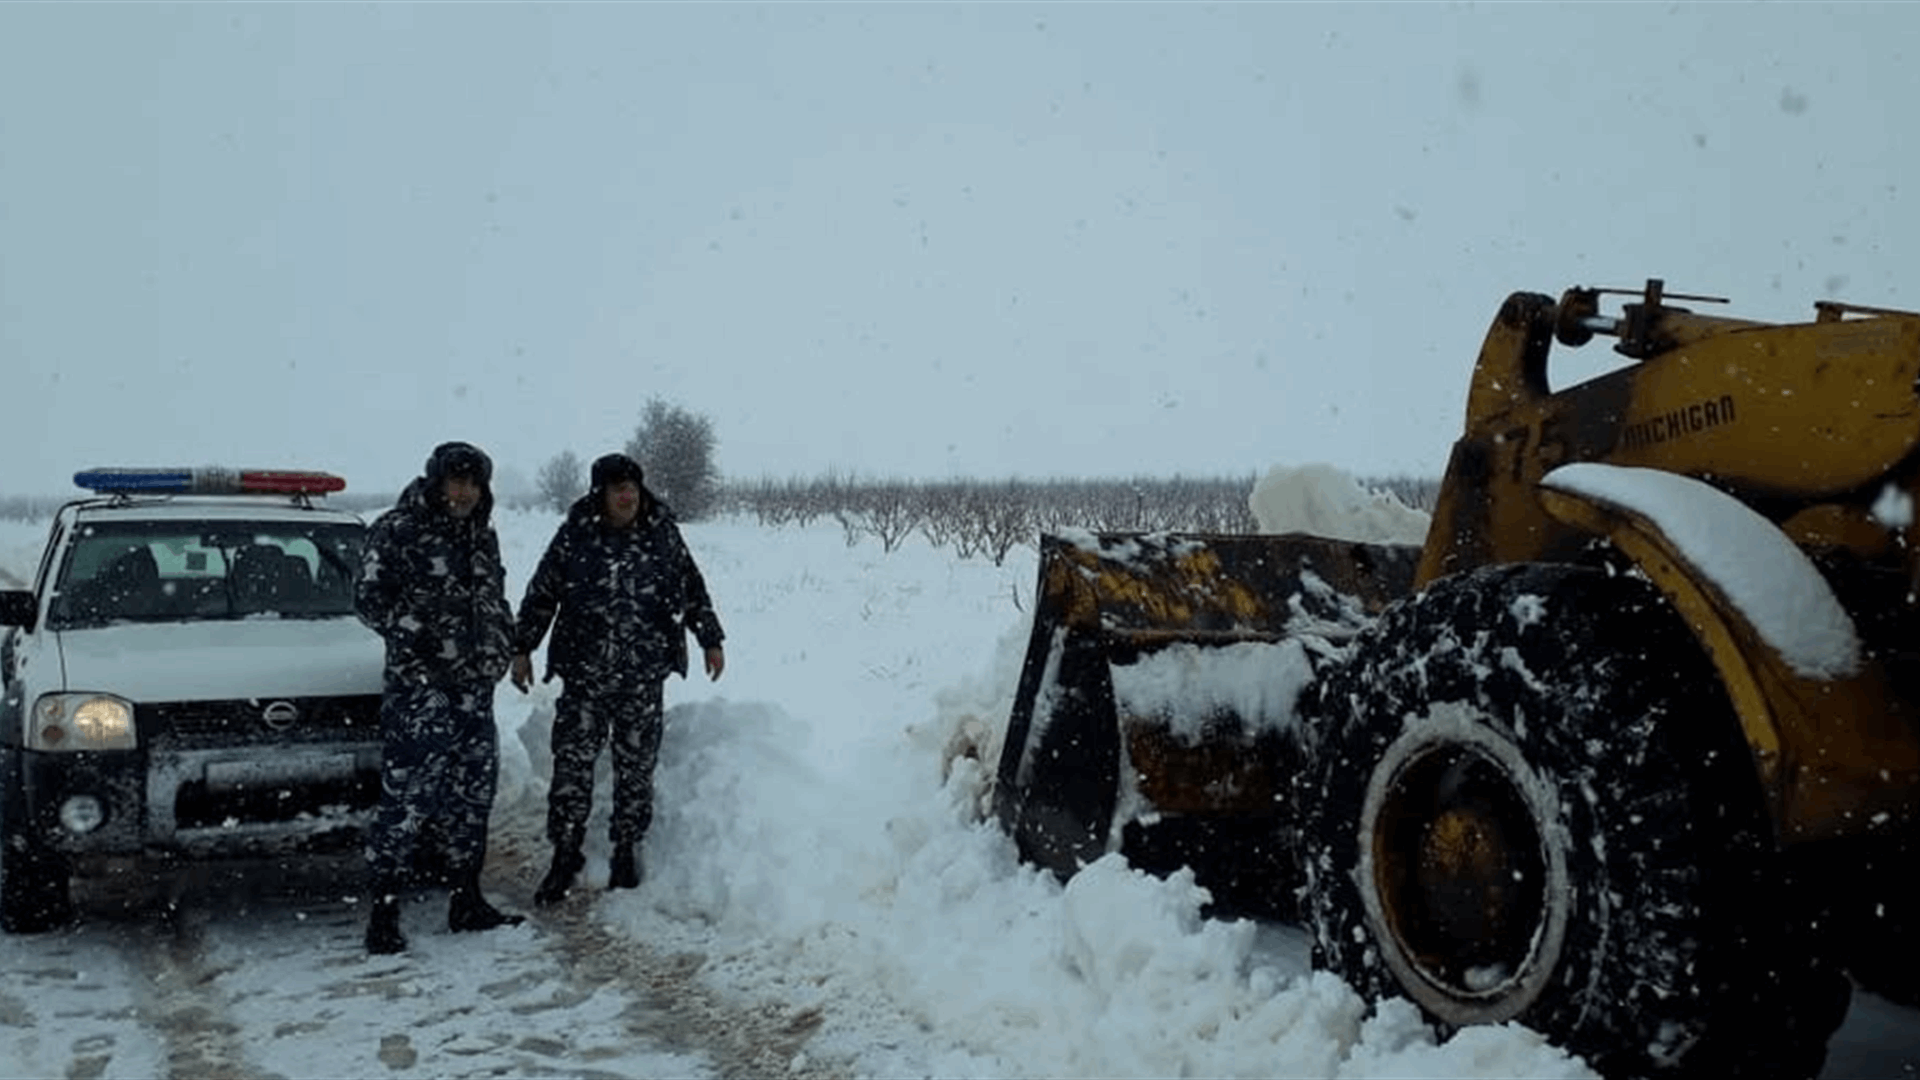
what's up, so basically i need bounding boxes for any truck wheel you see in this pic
[0,760,73,934]
[1298,563,1846,1078]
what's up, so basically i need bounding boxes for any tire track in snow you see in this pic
[486,808,845,1079]
[523,902,835,1079]
[122,907,261,1080]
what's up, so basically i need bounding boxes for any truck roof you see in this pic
[61,495,364,524]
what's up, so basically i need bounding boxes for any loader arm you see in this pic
[1421,281,1920,586]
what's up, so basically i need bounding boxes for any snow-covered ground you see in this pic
[0,470,1915,1078]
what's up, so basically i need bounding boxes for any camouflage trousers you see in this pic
[546,682,664,852]
[365,682,500,884]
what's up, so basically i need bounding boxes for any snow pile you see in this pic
[1249,463,1431,544]
[1109,638,1316,738]
[0,535,43,588]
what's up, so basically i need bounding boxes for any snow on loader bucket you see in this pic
[991,529,1418,916]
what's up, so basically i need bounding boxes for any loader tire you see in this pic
[1298,564,1847,1079]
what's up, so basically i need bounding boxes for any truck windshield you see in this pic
[48,521,364,629]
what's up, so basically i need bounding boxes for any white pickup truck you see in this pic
[0,468,386,932]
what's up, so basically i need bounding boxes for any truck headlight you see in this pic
[31,694,137,751]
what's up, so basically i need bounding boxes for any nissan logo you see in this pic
[261,701,300,731]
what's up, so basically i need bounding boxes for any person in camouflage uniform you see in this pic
[355,440,525,954]
[510,452,726,905]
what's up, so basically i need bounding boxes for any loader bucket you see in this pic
[993,531,1419,904]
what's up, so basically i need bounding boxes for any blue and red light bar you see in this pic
[74,467,347,496]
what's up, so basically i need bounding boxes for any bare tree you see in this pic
[627,398,721,520]
[838,480,922,553]
[975,482,1034,566]
[536,451,585,513]
[917,482,980,560]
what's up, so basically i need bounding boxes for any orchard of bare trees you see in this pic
[719,472,1438,566]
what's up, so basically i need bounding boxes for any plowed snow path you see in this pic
[0,843,848,1080]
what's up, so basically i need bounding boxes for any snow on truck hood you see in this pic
[54,617,385,702]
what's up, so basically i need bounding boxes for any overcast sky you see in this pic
[3,2,1916,498]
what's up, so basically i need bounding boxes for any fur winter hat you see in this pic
[590,452,645,491]
[426,441,492,485]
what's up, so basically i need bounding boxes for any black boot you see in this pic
[447,873,525,933]
[609,845,643,890]
[533,848,585,907]
[366,885,407,955]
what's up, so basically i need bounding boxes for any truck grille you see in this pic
[140,694,384,748]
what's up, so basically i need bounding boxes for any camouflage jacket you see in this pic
[514,493,724,690]
[355,477,515,689]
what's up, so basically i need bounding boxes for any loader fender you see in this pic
[1538,462,1920,842]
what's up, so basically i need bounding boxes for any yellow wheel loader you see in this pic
[992,280,1920,1078]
